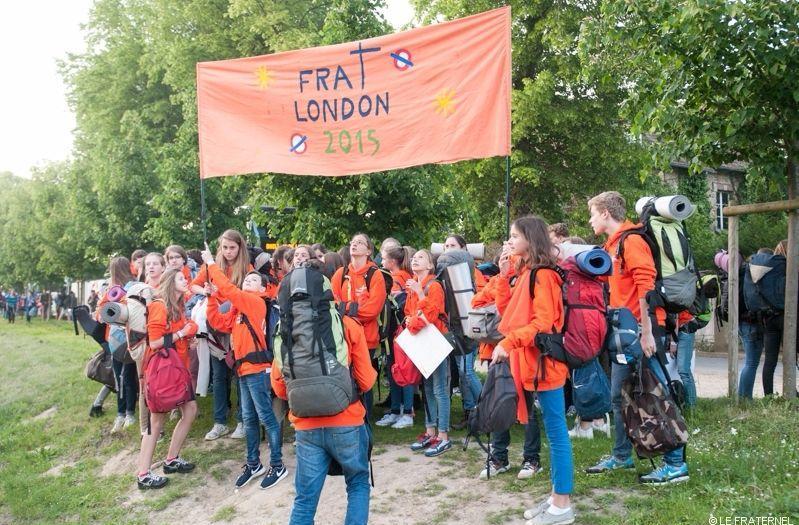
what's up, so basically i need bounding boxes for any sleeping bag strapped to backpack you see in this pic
[743,252,786,316]
[619,198,699,313]
[435,250,476,355]
[273,266,358,418]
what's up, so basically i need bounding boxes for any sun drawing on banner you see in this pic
[433,89,456,117]
[254,66,273,90]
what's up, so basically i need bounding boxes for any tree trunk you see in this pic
[782,145,799,399]
[727,215,740,400]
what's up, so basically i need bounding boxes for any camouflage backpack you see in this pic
[620,360,689,459]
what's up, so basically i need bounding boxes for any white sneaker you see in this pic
[593,414,611,437]
[524,499,551,520]
[230,422,245,439]
[205,423,230,441]
[478,460,510,480]
[376,413,400,427]
[123,415,136,429]
[111,415,125,434]
[391,414,414,429]
[568,425,593,439]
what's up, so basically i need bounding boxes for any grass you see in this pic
[1,319,798,524]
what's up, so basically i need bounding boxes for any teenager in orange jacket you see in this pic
[491,216,573,525]
[136,268,199,490]
[191,229,252,294]
[202,247,286,490]
[586,191,688,485]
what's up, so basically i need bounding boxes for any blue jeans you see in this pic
[456,351,482,411]
[491,390,541,463]
[290,425,370,525]
[211,356,242,425]
[239,371,283,467]
[675,330,697,407]
[112,358,138,415]
[422,359,451,432]
[387,353,414,415]
[738,321,764,399]
[537,387,573,494]
[610,356,685,466]
[762,315,784,396]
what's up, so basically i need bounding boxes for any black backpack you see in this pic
[743,253,786,316]
[341,265,396,354]
[462,361,518,478]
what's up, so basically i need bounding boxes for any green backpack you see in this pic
[273,266,358,418]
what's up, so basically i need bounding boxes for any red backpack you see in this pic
[391,327,422,387]
[144,333,193,414]
[533,259,609,369]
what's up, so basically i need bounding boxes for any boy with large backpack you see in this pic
[201,248,286,490]
[270,260,377,525]
[585,191,689,485]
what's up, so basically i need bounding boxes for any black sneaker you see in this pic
[137,471,168,490]
[89,405,104,418]
[235,463,266,488]
[259,464,288,490]
[163,457,195,474]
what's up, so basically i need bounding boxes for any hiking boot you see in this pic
[524,498,551,519]
[525,506,575,525]
[593,414,611,437]
[568,425,593,439]
[376,413,400,427]
[479,459,510,480]
[205,423,230,441]
[230,422,245,439]
[391,414,414,429]
[424,439,451,457]
[410,433,436,451]
[235,463,266,488]
[260,464,288,490]
[639,462,689,485]
[111,415,125,434]
[585,455,634,474]
[517,459,543,479]
[89,405,104,418]
[163,457,195,474]
[137,471,168,490]
[123,415,136,429]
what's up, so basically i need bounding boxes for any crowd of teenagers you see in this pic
[1,288,75,323]
[73,189,795,525]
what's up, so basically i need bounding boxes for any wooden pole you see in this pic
[782,155,798,399]
[727,215,740,400]
[723,198,799,216]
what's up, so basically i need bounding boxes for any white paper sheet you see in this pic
[395,325,454,378]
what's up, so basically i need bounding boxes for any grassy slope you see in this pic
[0,320,797,524]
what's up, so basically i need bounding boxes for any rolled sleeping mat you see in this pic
[107,285,126,302]
[714,250,742,272]
[100,302,129,325]
[575,248,613,276]
[430,243,485,260]
[445,262,475,334]
[556,243,597,261]
[635,195,695,221]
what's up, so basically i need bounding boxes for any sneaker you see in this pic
[479,459,511,480]
[593,415,611,438]
[525,506,575,525]
[123,414,136,429]
[376,413,400,427]
[230,422,245,439]
[517,459,543,479]
[235,463,266,488]
[410,433,436,451]
[205,423,230,441]
[568,424,594,439]
[639,462,689,485]
[137,471,168,490]
[585,455,635,474]
[391,414,414,429]
[89,405,104,418]
[524,498,551,519]
[111,415,125,434]
[163,457,195,474]
[424,439,451,457]
[260,464,288,490]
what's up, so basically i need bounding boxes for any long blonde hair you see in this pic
[156,268,185,323]
[216,229,250,286]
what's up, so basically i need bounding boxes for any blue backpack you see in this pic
[605,307,643,366]
[743,253,786,315]
[571,358,611,419]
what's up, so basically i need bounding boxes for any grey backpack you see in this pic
[466,304,503,343]
[273,267,358,418]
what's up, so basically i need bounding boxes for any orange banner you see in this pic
[196,7,510,178]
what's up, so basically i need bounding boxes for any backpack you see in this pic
[85,347,117,392]
[435,251,475,338]
[108,325,134,364]
[123,282,156,362]
[390,326,422,387]
[618,200,699,313]
[144,333,194,414]
[605,307,643,366]
[462,361,518,478]
[273,266,359,418]
[571,357,611,420]
[743,253,786,315]
[620,358,689,459]
[466,304,503,344]
[533,259,609,369]
[690,272,719,329]
[72,304,107,347]
[341,265,396,354]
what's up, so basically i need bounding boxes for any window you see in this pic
[716,190,732,230]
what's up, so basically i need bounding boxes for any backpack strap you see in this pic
[525,265,566,391]
[236,302,273,369]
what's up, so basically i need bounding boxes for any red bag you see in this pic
[144,334,193,413]
[391,328,422,387]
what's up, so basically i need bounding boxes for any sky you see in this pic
[0,0,415,179]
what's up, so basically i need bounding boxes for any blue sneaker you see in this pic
[639,462,689,485]
[585,455,635,474]
[260,464,288,490]
[424,439,452,457]
[235,462,266,488]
